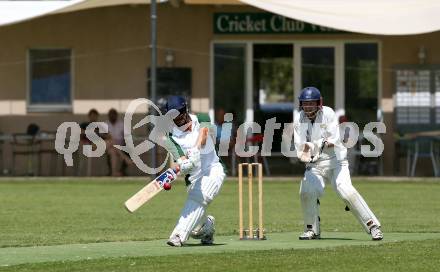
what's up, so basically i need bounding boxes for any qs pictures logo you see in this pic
[55,99,179,175]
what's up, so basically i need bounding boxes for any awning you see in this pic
[0,0,161,27]
[0,0,82,27]
[239,0,440,35]
[2,0,440,35]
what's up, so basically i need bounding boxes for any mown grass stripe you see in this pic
[1,232,440,267]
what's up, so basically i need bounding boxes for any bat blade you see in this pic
[124,181,162,213]
[125,127,207,213]
[124,168,178,213]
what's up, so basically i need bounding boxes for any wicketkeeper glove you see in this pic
[299,141,324,163]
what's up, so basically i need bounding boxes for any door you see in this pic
[212,43,246,124]
[253,43,294,153]
[294,43,344,115]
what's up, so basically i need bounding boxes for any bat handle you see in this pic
[172,165,180,174]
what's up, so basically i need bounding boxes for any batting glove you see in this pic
[186,147,201,169]
[177,158,194,175]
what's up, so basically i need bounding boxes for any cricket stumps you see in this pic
[238,163,265,240]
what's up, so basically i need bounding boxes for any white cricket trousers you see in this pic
[299,160,381,234]
[170,163,225,242]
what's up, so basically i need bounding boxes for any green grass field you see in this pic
[0,178,439,271]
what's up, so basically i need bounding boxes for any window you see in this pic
[394,65,440,132]
[254,44,293,112]
[214,43,246,123]
[345,43,378,127]
[147,67,192,113]
[28,49,72,111]
[253,43,293,152]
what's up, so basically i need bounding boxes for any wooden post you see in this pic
[238,163,243,239]
[258,163,263,239]
[248,163,253,238]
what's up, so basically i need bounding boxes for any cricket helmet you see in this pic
[298,87,322,106]
[166,95,190,127]
[166,95,188,113]
[298,87,323,119]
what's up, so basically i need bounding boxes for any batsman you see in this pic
[164,96,225,247]
[294,87,383,241]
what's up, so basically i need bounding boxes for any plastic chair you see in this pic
[11,133,41,176]
[409,136,439,177]
[37,131,60,176]
[245,134,270,176]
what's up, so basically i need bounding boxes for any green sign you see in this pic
[214,13,345,34]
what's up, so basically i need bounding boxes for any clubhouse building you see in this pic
[0,0,439,176]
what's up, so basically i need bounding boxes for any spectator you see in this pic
[80,109,99,130]
[214,108,236,153]
[105,108,131,176]
[106,109,124,146]
[80,109,99,144]
[214,108,238,174]
[215,108,226,143]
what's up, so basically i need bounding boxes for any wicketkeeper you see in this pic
[164,96,225,247]
[294,87,383,241]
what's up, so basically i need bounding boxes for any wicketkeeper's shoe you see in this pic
[299,229,320,240]
[167,234,183,247]
[201,215,215,245]
[370,225,383,241]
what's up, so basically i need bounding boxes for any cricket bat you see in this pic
[124,167,179,213]
[124,127,209,213]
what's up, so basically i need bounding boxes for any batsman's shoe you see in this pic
[167,234,183,247]
[370,226,383,241]
[201,215,215,245]
[299,230,320,240]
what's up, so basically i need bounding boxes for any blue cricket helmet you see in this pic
[166,95,187,113]
[298,87,323,108]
